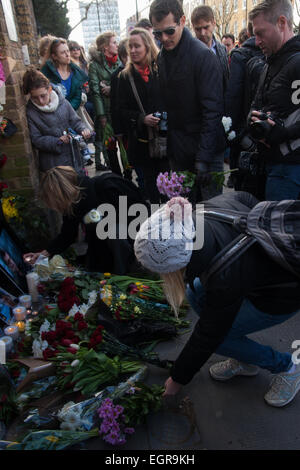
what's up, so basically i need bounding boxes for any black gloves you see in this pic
[196,162,212,187]
[265,123,289,146]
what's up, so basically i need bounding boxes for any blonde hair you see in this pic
[41,38,68,67]
[39,166,82,215]
[122,28,159,76]
[96,31,116,52]
[160,269,186,318]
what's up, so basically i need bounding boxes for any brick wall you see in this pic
[0,0,39,197]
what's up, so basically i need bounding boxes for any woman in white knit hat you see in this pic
[134,192,300,408]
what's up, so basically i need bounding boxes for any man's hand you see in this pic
[144,113,160,128]
[196,162,212,187]
[250,110,275,148]
[163,377,182,397]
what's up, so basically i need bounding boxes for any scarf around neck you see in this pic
[135,64,150,83]
[31,89,59,112]
[105,54,118,68]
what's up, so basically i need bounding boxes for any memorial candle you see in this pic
[26,272,39,302]
[4,325,19,340]
[19,295,32,309]
[13,306,26,321]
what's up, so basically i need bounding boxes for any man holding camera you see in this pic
[248,0,300,201]
[149,0,225,201]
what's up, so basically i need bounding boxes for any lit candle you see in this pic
[32,310,39,316]
[14,321,25,332]
[26,272,39,302]
[12,306,26,321]
[27,309,31,315]
[19,295,32,309]
[0,336,13,354]
[4,325,19,340]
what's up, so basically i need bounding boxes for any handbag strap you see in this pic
[128,72,154,140]
[128,72,146,116]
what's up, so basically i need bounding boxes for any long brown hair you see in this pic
[41,38,68,67]
[39,166,83,215]
[122,27,159,77]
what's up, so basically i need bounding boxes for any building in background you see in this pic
[79,0,120,51]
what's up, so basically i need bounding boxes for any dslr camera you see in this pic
[248,111,283,141]
[153,111,168,132]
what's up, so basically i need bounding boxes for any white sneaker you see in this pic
[264,364,300,407]
[209,358,259,381]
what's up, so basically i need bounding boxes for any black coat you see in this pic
[118,64,163,165]
[225,37,265,133]
[157,27,225,172]
[251,35,300,164]
[170,191,300,385]
[214,37,230,91]
[110,64,125,135]
[47,174,146,274]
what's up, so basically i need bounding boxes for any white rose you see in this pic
[228,130,236,141]
[83,209,102,225]
[222,116,232,133]
[88,290,97,306]
[32,339,43,358]
[68,304,80,318]
[79,304,89,316]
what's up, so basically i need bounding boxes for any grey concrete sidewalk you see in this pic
[80,308,300,451]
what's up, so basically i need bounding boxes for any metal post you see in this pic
[135,0,139,21]
[96,0,101,33]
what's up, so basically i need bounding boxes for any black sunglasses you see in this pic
[153,23,179,39]
[70,46,80,51]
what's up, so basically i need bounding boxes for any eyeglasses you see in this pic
[153,23,179,39]
[70,47,80,51]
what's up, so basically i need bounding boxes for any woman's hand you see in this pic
[81,129,92,140]
[59,135,70,144]
[23,250,50,266]
[100,116,107,128]
[100,81,111,97]
[163,377,182,397]
[144,113,160,128]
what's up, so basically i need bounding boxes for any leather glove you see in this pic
[265,123,289,146]
[196,162,212,187]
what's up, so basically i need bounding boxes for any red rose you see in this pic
[74,312,84,322]
[43,348,56,360]
[70,336,80,344]
[96,325,105,332]
[44,331,57,343]
[95,335,103,344]
[67,347,77,354]
[77,321,88,331]
[65,330,76,339]
[61,338,73,347]
[88,339,96,349]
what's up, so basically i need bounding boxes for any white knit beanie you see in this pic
[134,197,195,274]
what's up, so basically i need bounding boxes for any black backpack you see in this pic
[202,199,300,285]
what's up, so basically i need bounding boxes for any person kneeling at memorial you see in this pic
[24,166,147,275]
[134,192,300,408]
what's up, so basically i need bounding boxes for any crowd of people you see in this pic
[22,0,300,408]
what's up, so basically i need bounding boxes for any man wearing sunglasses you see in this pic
[149,0,225,201]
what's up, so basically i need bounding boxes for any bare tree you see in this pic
[209,0,235,39]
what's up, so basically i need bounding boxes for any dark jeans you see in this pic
[265,163,300,200]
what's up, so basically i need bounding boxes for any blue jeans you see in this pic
[265,163,300,200]
[186,278,298,373]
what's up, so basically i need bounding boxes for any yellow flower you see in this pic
[2,196,19,220]
[45,436,59,443]
[134,306,141,314]
[104,273,111,278]
[120,294,127,300]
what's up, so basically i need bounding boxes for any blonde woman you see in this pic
[23,166,146,275]
[134,192,300,408]
[89,31,122,173]
[118,28,169,203]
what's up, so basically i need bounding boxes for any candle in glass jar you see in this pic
[19,295,32,309]
[0,336,13,353]
[32,310,39,316]
[14,321,25,332]
[4,325,19,340]
[26,272,39,302]
[12,306,26,321]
